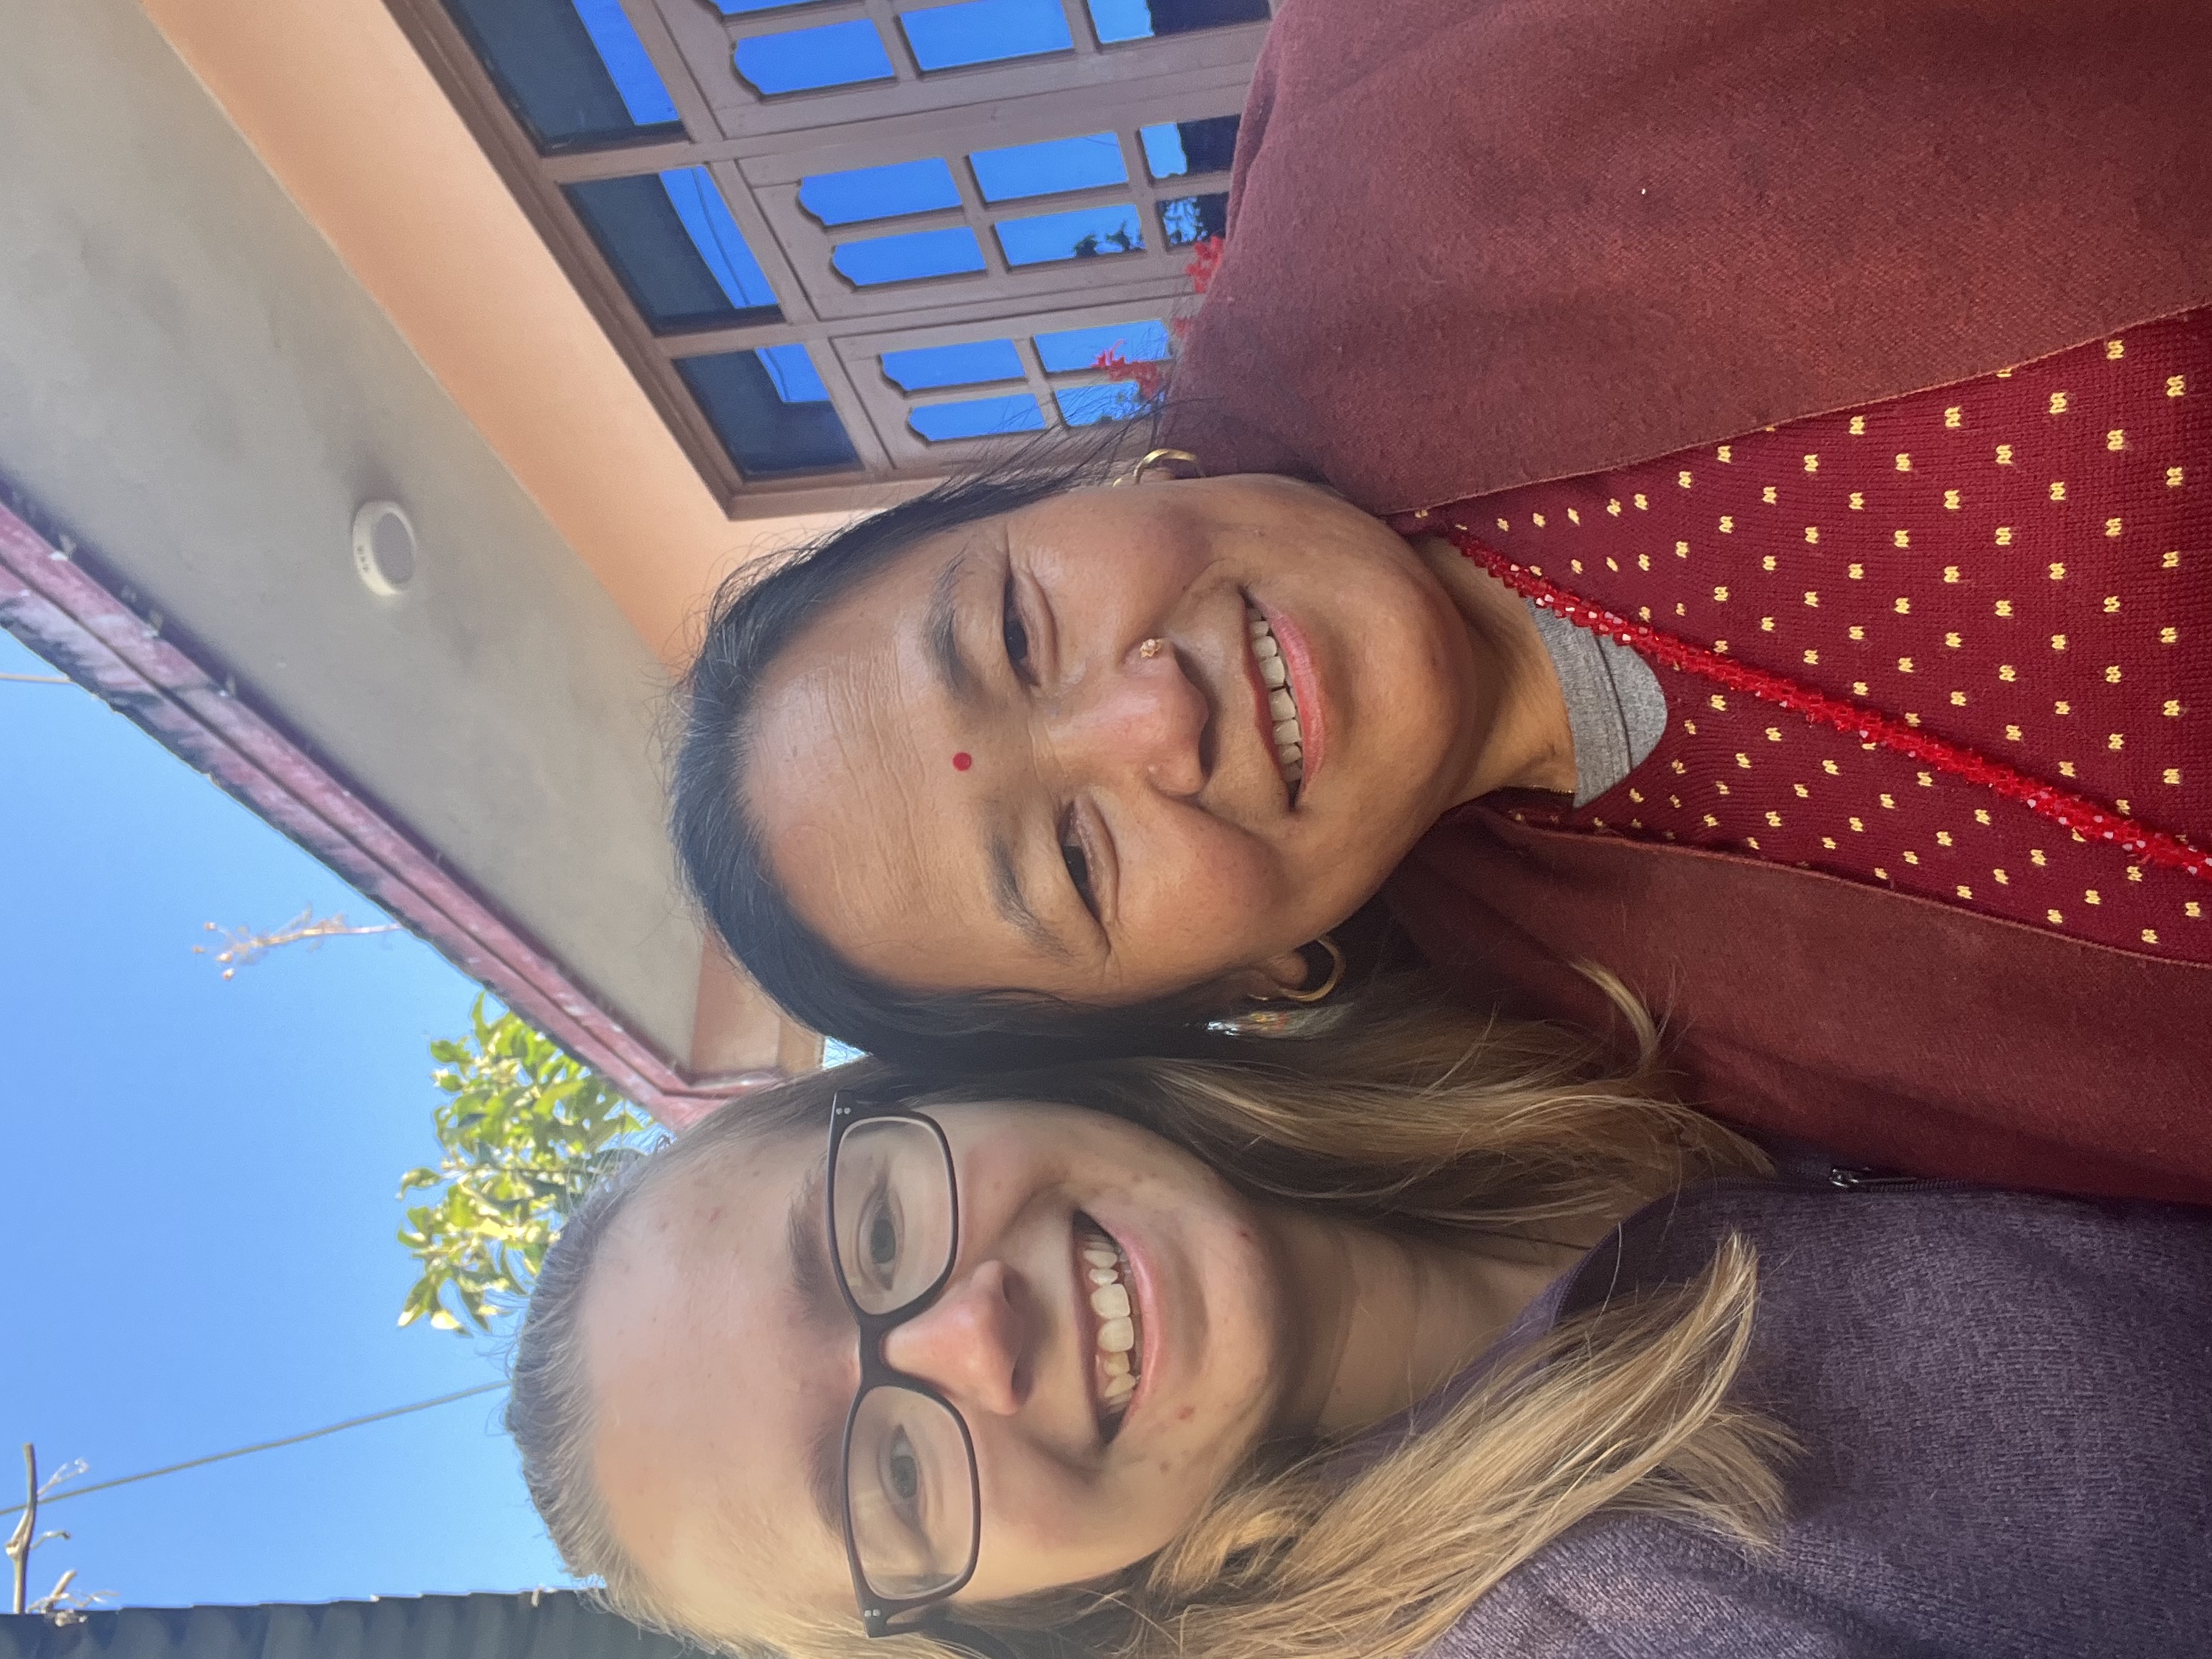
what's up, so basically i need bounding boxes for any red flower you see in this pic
[1086,236,1226,403]
[1090,347,1168,403]
[1183,235,1226,294]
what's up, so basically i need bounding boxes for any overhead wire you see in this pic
[0,1381,506,1517]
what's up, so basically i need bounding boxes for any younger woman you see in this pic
[507,989,2212,1659]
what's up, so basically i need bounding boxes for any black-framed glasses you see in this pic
[825,1091,984,1638]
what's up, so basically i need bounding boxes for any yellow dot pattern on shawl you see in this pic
[1413,309,2212,963]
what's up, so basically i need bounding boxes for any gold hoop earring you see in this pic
[1276,933,1346,1004]
[1117,447,1204,487]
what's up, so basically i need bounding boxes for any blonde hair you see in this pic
[508,977,1786,1659]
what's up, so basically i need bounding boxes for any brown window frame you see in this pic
[383,0,1268,520]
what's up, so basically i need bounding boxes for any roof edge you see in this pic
[0,486,765,1125]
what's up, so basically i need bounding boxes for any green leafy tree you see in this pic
[398,998,655,1334]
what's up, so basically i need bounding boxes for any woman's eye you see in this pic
[859,1192,900,1282]
[1001,576,1032,676]
[1061,835,1098,920]
[885,1430,923,1513]
[867,1208,898,1271]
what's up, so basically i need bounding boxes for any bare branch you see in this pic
[8,1444,35,1615]
[29,1567,115,1619]
[36,1461,86,1501]
[194,907,403,978]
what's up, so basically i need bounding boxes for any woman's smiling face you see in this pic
[742,473,1494,1006]
[581,1100,1304,1635]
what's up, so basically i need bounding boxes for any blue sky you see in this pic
[0,625,567,1607]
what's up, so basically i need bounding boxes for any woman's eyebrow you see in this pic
[805,1411,847,1543]
[989,830,1073,961]
[787,1160,839,1316]
[789,1160,853,1542]
[924,552,978,708]
[924,539,1079,963]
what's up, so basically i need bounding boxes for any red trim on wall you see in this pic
[0,494,761,1127]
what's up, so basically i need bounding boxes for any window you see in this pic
[1138,115,1239,178]
[735,19,896,95]
[1088,0,1270,44]
[442,0,683,151]
[996,204,1145,266]
[902,0,1074,69]
[566,170,781,331]
[1034,319,1170,371]
[679,348,862,476]
[882,340,1027,390]
[1160,192,1228,245]
[910,393,1047,441]
[403,0,1270,510]
[833,226,989,285]
[799,158,964,226]
[1055,384,1148,424]
[969,133,1126,202]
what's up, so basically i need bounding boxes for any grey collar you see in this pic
[1521,600,1668,804]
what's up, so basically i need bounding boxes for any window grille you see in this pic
[388,0,1271,518]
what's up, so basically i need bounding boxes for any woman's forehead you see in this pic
[584,1139,855,1622]
[746,549,1098,994]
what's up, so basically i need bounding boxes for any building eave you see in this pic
[1,493,746,1127]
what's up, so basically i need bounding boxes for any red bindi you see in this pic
[951,751,973,771]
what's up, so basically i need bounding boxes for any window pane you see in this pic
[1087,0,1269,42]
[678,350,861,476]
[1159,191,1227,246]
[566,170,781,332]
[735,19,896,95]
[1138,114,1239,178]
[755,342,835,403]
[969,133,1126,203]
[996,204,1143,266]
[882,340,1026,392]
[712,0,830,10]
[800,158,963,227]
[910,394,1047,441]
[1034,320,1170,372]
[833,227,988,286]
[443,0,683,151]
[902,0,1072,69]
[1055,384,1146,425]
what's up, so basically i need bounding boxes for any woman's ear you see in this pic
[1222,948,1321,1004]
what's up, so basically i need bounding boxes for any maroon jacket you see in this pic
[1167,0,2212,1202]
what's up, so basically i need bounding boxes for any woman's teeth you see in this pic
[1246,602,1304,792]
[1079,1221,1142,1417]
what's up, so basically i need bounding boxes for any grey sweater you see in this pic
[1420,1181,2212,1659]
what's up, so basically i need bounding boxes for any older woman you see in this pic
[671,0,2212,1202]
[506,989,2212,1659]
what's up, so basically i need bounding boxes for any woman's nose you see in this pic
[1049,640,1207,797]
[880,1261,1027,1418]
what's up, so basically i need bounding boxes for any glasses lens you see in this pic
[846,1385,978,1601]
[832,1117,955,1316]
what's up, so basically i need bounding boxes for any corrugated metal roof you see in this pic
[0,1593,693,1659]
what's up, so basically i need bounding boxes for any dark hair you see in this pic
[671,433,1337,1069]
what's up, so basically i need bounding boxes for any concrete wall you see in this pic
[0,0,705,1059]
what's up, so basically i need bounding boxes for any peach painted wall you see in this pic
[137,0,847,1079]
[138,0,847,672]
